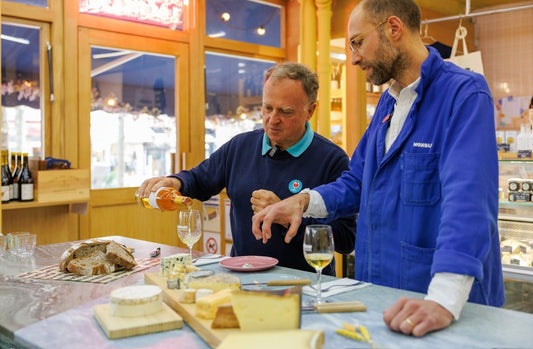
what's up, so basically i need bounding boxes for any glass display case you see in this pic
[498,157,533,282]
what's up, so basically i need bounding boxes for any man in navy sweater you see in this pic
[138,62,356,275]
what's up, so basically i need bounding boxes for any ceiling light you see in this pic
[221,12,231,22]
[1,34,30,45]
[257,26,266,36]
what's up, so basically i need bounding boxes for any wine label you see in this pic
[20,183,34,201]
[1,185,9,202]
[148,189,161,209]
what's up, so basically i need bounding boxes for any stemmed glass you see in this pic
[177,209,203,261]
[303,224,335,304]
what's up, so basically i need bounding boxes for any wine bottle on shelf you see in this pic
[10,152,20,201]
[1,150,11,203]
[18,152,34,202]
[135,186,192,211]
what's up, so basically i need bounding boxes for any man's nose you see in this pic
[350,51,361,66]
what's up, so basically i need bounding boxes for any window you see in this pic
[205,52,275,157]
[4,0,47,7]
[1,22,45,157]
[90,47,176,189]
[205,0,281,48]
[79,0,187,31]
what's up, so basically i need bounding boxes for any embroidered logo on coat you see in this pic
[413,142,432,148]
[289,180,302,193]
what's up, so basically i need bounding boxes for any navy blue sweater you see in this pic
[172,129,356,275]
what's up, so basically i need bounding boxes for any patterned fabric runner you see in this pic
[15,258,160,284]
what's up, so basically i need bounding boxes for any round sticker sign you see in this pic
[289,179,303,193]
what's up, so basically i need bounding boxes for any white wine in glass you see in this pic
[303,224,334,304]
[177,209,202,261]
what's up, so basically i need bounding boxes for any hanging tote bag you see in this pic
[445,25,485,75]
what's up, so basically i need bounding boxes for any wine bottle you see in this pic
[135,186,192,211]
[10,152,20,201]
[18,152,34,202]
[1,150,11,203]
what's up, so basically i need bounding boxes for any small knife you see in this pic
[302,301,367,313]
[242,279,312,287]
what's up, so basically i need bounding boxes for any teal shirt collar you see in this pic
[261,121,314,157]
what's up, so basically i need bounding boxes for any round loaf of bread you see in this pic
[59,239,137,275]
[110,285,163,317]
[59,239,109,272]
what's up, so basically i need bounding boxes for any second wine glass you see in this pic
[303,224,335,304]
[177,209,203,261]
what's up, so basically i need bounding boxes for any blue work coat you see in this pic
[317,47,505,306]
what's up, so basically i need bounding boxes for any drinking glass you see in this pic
[12,233,37,259]
[303,224,335,304]
[177,209,202,261]
[0,235,7,258]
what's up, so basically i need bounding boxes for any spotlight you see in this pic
[257,26,266,36]
[221,12,230,22]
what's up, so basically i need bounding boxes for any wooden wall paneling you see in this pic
[2,206,77,245]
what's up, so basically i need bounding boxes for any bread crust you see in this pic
[105,240,137,269]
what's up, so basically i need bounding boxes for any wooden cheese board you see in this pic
[93,302,183,339]
[144,272,240,348]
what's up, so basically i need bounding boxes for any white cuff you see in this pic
[300,188,329,218]
[424,272,474,320]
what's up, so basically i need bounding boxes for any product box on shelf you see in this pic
[28,159,90,203]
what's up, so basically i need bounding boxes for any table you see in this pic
[1,236,532,348]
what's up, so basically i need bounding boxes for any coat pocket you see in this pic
[401,152,441,206]
[400,241,434,293]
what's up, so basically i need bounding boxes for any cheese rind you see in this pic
[231,290,301,331]
[109,285,162,317]
[211,303,240,329]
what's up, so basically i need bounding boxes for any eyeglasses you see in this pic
[348,18,388,54]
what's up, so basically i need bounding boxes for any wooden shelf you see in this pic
[1,199,88,211]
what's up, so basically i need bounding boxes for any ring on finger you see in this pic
[404,317,415,327]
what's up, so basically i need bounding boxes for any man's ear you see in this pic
[386,16,404,42]
[307,103,317,120]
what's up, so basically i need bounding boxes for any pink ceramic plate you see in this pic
[220,255,278,272]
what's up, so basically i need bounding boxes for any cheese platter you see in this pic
[145,272,239,347]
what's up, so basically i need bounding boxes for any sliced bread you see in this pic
[66,249,118,276]
[59,239,109,272]
[59,239,136,276]
[105,240,137,269]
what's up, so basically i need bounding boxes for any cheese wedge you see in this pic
[161,253,191,276]
[231,289,301,331]
[217,330,324,349]
[109,285,162,317]
[196,288,234,319]
[188,273,241,292]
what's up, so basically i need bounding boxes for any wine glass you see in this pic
[303,224,335,304]
[177,209,203,262]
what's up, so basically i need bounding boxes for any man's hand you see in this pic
[251,193,310,244]
[137,176,181,198]
[250,190,289,227]
[251,190,281,213]
[383,297,453,337]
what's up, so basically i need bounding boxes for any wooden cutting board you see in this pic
[93,302,183,339]
[144,272,240,348]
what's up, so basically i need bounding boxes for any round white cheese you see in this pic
[109,285,163,317]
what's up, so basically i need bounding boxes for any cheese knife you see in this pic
[241,279,312,287]
[302,301,367,313]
